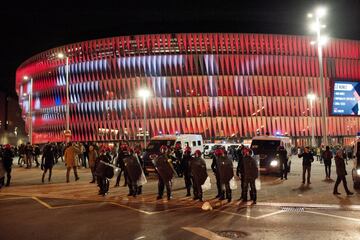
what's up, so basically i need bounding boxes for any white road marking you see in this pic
[254,210,286,219]
[257,201,360,210]
[305,210,360,222]
[182,227,231,240]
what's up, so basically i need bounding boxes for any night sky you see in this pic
[1,0,359,97]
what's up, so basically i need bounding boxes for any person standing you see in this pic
[34,145,41,167]
[298,146,314,184]
[236,145,245,200]
[153,145,174,200]
[114,144,129,187]
[41,143,55,183]
[333,149,353,195]
[211,148,223,198]
[216,149,233,202]
[174,142,183,177]
[242,148,258,204]
[88,145,98,183]
[181,146,193,197]
[0,146,5,188]
[64,142,80,183]
[322,146,333,179]
[190,150,208,201]
[278,146,288,180]
[2,144,14,187]
[25,142,33,168]
[123,147,143,197]
[94,148,112,196]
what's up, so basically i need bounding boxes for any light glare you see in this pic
[57,53,65,59]
[138,88,151,98]
[315,7,326,17]
[307,93,316,101]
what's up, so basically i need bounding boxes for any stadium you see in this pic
[15,33,360,145]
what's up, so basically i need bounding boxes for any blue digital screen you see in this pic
[332,80,360,115]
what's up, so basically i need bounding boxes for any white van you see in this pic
[143,134,204,171]
[250,135,292,173]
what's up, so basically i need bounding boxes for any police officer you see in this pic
[190,150,208,201]
[123,147,143,197]
[41,142,55,183]
[278,146,288,180]
[174,142,183,177]
[211,148,223,198]
[181,146,193,196]
[153,145,174,200]
[298,146,314,184]
[114,144,129,187]
[242,148,258,204]
[216,149,233,202]
[95,147,112,196]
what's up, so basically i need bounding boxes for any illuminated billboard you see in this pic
[332,80,360,115]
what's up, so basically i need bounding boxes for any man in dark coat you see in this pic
[94,148,112,196]
[181,146,193,196]
[242,148,258,204]
[41,143,55,182]
[153,145,174,200]
[211,148,223,198]
[216,149,234,202]
[278,146,288,180]
[2,144,14,186]
[298,146,314,184]
[322,146,333,179]
[174,142,183,177]
[123,148,143,197]
[114,144,129,187]
[333,149,353,195]
[190,150,208,201]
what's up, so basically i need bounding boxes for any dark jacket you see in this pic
[278,149,288,163]
[95,154,111,178]
[335,156,347,177]
[243,156,258,181]
[298,152,314,166]
[2,148,14,169]
[322,150,333,165]
[42,144,55,168]
[181,153,192,174]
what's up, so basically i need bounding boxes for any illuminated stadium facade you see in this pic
[15,33,360,145]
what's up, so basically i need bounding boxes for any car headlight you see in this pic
[270,160,279,167]
[356,169,360,175]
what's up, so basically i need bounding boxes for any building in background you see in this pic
[0,91,27,145]
[15,33,360,146]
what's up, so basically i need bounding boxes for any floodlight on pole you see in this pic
[307,93,317,147]
[58,52,70,142]
[137,88,151,149]
[23,75,33,145]
[307,6,329,146]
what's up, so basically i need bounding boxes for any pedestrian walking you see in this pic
[2,144,14,187]
[298,146,314,184]
[88,145,98,183]
[333,149,353,196]
[41,143,55,183]
[241,148,258,204]
[322,146,333,179]
[64,142,80,183]
[278,146,288,180]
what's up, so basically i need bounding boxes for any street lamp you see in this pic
[58,53,70,142]
[137,88,151,149]
[307,93,317,147]
[23,76,33,145]
[307,6,329,146]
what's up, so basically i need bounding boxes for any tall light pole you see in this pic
[308,7,329,146]
[58,53,70,142]
[307,93,316,147]
[23,76,33,145]
[137,88,151,149]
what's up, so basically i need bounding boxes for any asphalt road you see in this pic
[1,155,360,239]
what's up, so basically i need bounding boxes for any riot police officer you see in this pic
[114,144,129,187]
[153,145,174,200]
[216,149,234,202]
[190,150,208,201]
[242,148,258,204]
[181,146,193,196]
[211,148,223,198]
[95,147,113,196]
[236,145,245,200]
[123,147,143,197]
[278,146,288,180]
[174,142,183,177]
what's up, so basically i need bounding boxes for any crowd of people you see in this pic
[0,141,358,203]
